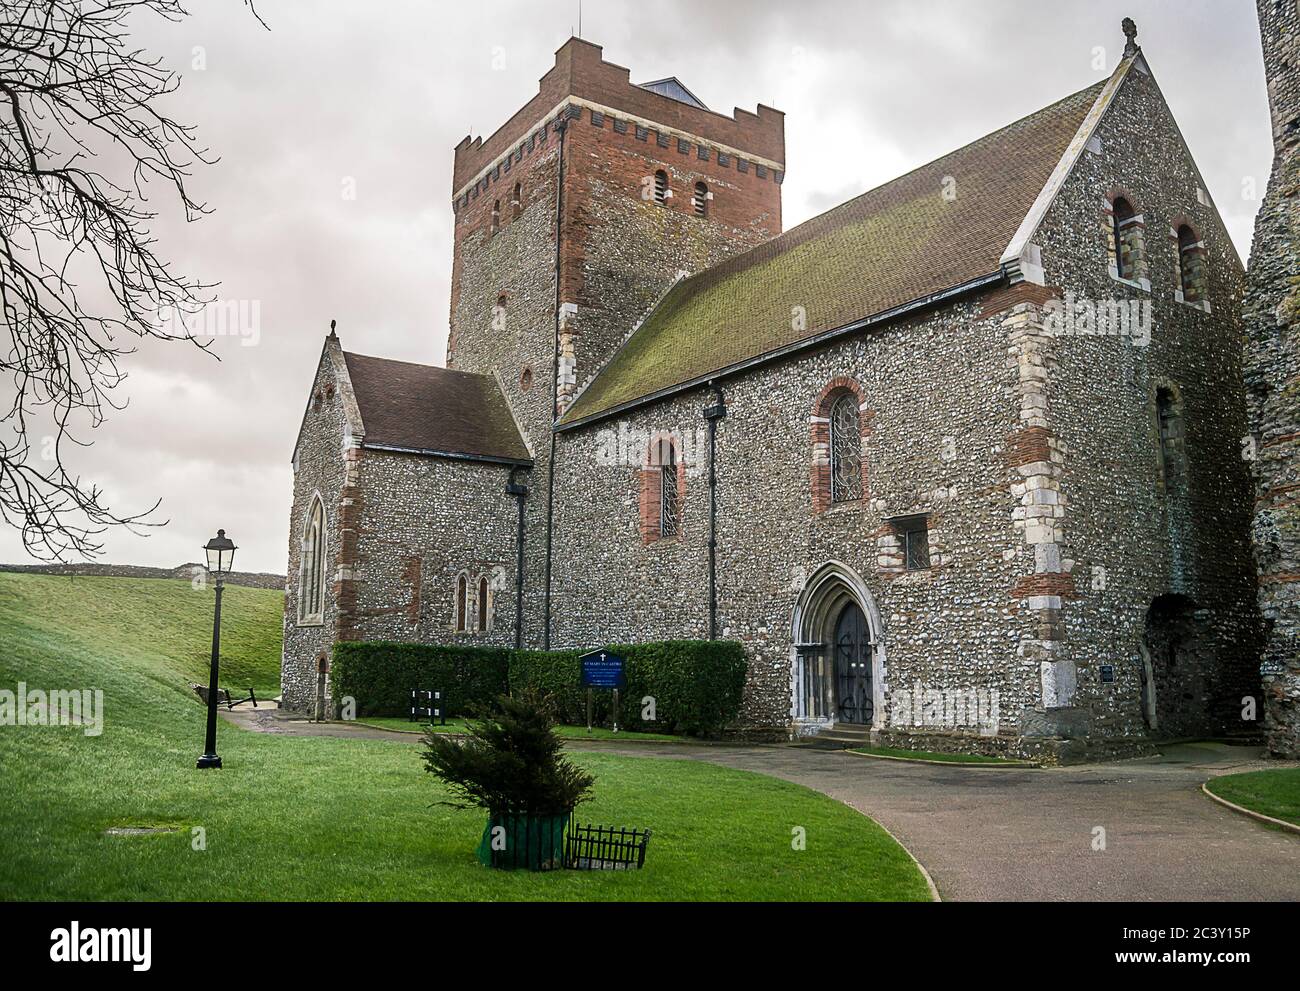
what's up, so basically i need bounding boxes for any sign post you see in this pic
[579,649,626,734]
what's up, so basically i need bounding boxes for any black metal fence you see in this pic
[565,821,651,871]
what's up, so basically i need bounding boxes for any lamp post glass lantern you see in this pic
[197,529,237,769]
[205,529,236,574]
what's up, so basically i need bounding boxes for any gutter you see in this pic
[506,468,529,650]
[554,269,1006,434]
[543,114,570,651]
[361,443,531,468]
[704,385,726,640]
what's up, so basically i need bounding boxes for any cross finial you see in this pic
[1122,17,1139,57]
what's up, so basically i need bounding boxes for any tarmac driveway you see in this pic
[608,740,1300,901]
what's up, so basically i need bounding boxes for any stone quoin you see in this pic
[282,27,1268,762]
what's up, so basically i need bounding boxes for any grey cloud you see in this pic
[0,0,1270,572]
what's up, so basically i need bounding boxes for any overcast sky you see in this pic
[0,0,1272,574]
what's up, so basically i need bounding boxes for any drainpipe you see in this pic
[543,112,569,651]
[704,384,727,640]
[506,468,529,650]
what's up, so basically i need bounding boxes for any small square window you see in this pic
[717,153,730,167]
[737,159,749,173]
[756,164,768,179]
[613,119,628,134]
[677,138,691,155]
[635,126,648,141]
[590,110,604,127]
[697,146,710,161]
[657,132,670,148]
[887,514,931,572]
[904,530,929,571]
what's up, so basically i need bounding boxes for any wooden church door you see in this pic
[834,602,872,725]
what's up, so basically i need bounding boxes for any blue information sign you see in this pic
[580,650,626,689]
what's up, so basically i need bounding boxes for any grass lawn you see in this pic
[849,745,1022,765]
[1206,768,1300,828]
[0,572,930,901]
[356,715,683,743]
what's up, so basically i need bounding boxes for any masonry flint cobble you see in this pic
[1244,0,1300,758]
[282,32,1269,760]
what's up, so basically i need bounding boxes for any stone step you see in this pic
[793,725,873,750]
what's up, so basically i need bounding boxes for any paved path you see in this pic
[615,741,1300,901]
[227,708,1300,901]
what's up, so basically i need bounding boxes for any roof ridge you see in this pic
[342,350,491,380]
[667,78,1108,295]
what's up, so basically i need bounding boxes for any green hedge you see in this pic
[332,639,747,736]
[332,641,510,718]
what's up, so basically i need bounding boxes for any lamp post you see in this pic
[197,529,237,770]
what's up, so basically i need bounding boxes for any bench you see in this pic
[190,683,258,710]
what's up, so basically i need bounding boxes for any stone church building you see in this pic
[283,23,1264,759]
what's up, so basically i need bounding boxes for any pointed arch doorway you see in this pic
[834,601,872,724]
[791,562,885,730]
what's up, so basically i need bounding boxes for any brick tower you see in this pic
[1245,1,1300,757]
[444,37,785,644]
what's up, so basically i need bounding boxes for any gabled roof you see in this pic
[637,77,709,110]
[558,78,1108,427]
[343,351,531,465]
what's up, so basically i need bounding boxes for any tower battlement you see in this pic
[448,36,785,422]
[451,37,784,200]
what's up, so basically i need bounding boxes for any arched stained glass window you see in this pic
[660,440,679,537]
[456,574,468,632]
[829,394,863,503]
[299,498,326,622]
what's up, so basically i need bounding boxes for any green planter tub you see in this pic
[477,810,570,871]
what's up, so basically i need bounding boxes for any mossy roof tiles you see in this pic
[560,81,1105,425]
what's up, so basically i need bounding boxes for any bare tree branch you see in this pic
[0,0,267,560]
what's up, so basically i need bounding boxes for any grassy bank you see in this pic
[0,572,929,901]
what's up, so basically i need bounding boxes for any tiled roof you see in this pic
[560,81,1105,426]
[343,351,531,464]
